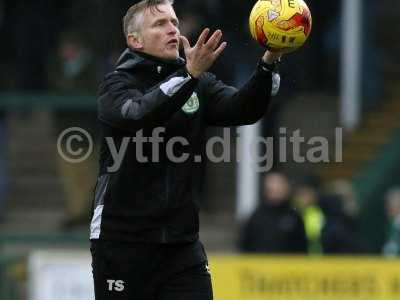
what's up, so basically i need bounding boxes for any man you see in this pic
[90,0,283,299]
[383,188,400,256]
[239,172,307,253]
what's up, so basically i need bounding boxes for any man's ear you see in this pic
[127,33,143,50]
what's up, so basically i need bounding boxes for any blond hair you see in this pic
[122,0,174,36]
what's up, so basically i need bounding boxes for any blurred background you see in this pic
[0,0,399,299]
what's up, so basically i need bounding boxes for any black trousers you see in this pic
[90,239,213,300]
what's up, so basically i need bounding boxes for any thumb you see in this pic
[179,35,191,52]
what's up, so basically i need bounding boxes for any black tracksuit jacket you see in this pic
[90,48,276,243]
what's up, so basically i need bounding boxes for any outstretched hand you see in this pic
[180,28,227,78]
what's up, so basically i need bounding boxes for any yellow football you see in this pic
[249,0,312,52]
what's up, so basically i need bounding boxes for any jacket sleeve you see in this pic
[98,67,198,132]
[290,214,309,253]
[203,63,280,127]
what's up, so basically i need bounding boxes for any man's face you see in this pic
[133,4,180,60]
[294,186,317,208]
[263,174,290,205]
[387,199,400,219]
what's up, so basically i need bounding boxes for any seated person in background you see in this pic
[383,188,400,257]
[239,172,307,253]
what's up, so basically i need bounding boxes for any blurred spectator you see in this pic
[319,194,359,254]
[48,32,98,91]
[321,180,360,254]
[48,32,98,229]
[326,180,359,219]
[382,188,400,257]
[293,176,325,254]
[239,172,307,253]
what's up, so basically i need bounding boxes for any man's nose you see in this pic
[167,22,178,35]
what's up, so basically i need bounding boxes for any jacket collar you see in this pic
[115,48,185,74]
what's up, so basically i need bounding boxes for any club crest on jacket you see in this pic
[182,92,199,114]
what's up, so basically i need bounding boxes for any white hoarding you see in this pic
[28,250,94,300]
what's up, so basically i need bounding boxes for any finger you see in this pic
[179,35,191,51]
[212,41,227,59]
[205,30,222,50]
[195,28,210,47]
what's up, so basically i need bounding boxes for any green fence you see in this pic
[0,92,96,110]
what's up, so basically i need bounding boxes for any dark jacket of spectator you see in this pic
[239,200,308,253]
[320,195,358,254]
